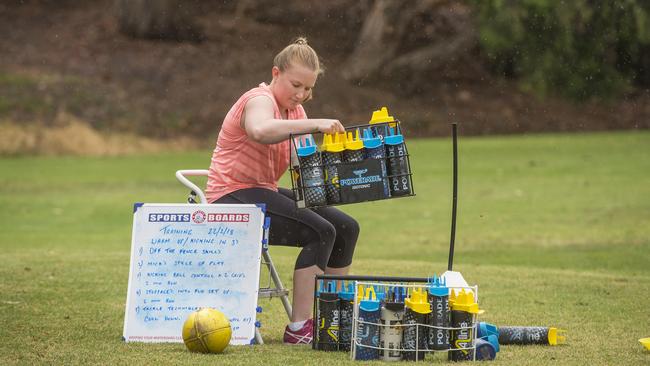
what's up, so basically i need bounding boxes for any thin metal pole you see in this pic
[312,273,318,350]
[448,123,458,271]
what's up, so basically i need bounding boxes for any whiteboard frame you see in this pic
[122,203,265,345]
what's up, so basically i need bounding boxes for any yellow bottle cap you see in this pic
[365,286,376,301]
[405,288,431,314]
[344,129,364,150]
[450,289,480,314]
[357,285,377,303]
[321,132,345,152]
[369,106,395,124]
[639,337,650,350]
[548,327,567,345]
[357,284,364,303]
[448,287,457,306]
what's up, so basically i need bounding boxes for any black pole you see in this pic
[448,123,458,271]
[312,273,318,350]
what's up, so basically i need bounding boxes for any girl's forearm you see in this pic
[248,118,319,144]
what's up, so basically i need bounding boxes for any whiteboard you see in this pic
[123,203,266,345]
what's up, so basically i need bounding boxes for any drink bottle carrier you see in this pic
[312,275,480,362]
[289,121,416,209]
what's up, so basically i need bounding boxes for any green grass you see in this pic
[1,131,649,365]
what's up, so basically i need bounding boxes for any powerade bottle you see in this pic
[402,288,431,361]
[498,326,566,346]
[321,133,345,205]
[448,289,480,362]
[317,281,339,351]
[296,136,327,207]
[355,286,381,360]
[338,281,355,352]
[369,106,396,138]
[427,275,450,351]
[380,286,406,361]
[343,129,365,163]
[385,126,412,197]
[362,128,390,198]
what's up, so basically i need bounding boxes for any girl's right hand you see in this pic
[316,119,345,134]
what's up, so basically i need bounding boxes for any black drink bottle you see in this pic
[402,288,431,361]
[384,126,412,197]
[428,276,450,351]
[343,129,365,163]
[296,136,327,207]
[340,130,365,205]
[448,289,479,362]
[321,133,345,205]
[362,128,390,198]
[498,326,565,345]
[355,286,381,360]
[317,281,340,351]
[338,282,355,351]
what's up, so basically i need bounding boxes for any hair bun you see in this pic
[294,37,308,45]
[273,36,322,74]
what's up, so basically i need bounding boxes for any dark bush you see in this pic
[473,0,650,101]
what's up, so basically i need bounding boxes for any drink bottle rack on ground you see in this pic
[312,275,481,362]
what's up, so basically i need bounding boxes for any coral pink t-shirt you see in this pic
[206,83,307,203]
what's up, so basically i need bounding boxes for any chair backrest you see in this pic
[175,169,209,204]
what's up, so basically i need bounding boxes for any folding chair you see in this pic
[175,169,293,345]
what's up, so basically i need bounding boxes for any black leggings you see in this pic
[214,187,359,271]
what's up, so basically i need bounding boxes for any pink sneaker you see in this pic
[283,319,313,345]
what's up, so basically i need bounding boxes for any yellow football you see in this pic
[182,308,232,353]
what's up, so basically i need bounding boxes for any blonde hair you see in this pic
[274,37,324,75]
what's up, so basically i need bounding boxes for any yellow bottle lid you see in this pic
[321,132,345,152]
[405,288,431,314]
[548,327,567,345]
[450,289,480,314]
[356,284,366,303]
[449,287,457,306]
[369,106,395,124]
[344,129,364,151]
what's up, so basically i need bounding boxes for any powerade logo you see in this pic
[339,168,382,187]
[148,213,190,222]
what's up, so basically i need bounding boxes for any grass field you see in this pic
[1,130,649,365]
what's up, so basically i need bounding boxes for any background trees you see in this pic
[0,0,647,142]
[472,0,650,100]
[113,0,650,100]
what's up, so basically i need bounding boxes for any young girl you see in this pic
[206,37,359,345]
